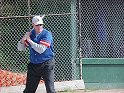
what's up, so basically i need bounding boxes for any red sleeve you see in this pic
[39,40,50,48]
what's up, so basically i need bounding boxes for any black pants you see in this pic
[23,59,56,93]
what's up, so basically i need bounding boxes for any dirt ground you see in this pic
[58,89,124,93]
[1,88,124,93]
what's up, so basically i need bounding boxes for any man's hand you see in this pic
[20,36,26,44]
[20,32,30,46]
[24,32,31,40]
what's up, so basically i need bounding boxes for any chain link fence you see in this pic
[80,0,124,58]
[1,0,79,85]
[1,0,124,87]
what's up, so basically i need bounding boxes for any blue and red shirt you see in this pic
[29,29,54,64]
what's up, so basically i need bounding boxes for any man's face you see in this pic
[32,23,43,33]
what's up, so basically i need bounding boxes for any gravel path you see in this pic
[58,89,124,93]
[1,87,124,93]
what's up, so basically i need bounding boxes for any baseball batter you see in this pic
[17,16,56,93]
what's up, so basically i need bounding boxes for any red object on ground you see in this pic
[0,69,44,87]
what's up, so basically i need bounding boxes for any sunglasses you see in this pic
[35,24,43,26]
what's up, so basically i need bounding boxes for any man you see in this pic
[17,16,56,93]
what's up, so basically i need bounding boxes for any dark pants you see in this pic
[23,59,56,93]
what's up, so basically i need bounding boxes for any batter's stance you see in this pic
[17,16,56,93]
